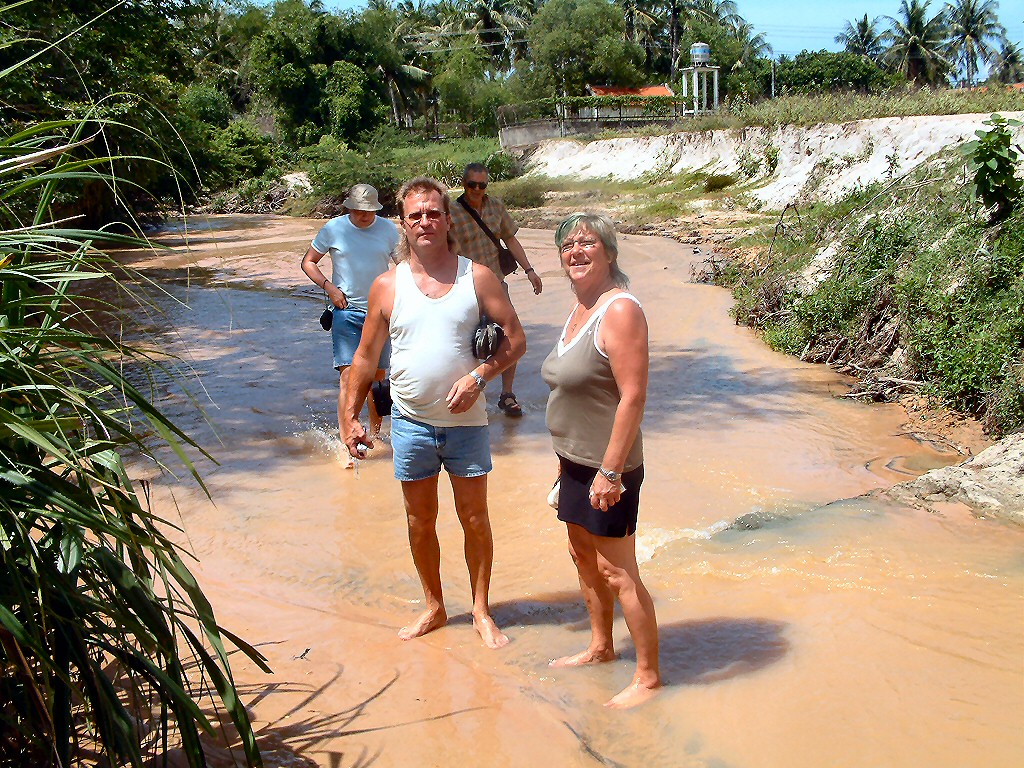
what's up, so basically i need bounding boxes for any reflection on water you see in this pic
[131,217,1022,768]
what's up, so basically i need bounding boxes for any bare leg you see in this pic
[593,534,661,709]
[398,476,447,640]
[336,366,354,468]
[500,362,517,397]
[449,474,508,649]
[550,523,617,667]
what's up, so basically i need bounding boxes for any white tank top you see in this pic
[389,256,487,426]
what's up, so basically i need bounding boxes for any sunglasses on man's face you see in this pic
[465,180,488,190]
[404,209,445,224]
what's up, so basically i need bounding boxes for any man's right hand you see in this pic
[327,284,348,309]
[344,420,372,458]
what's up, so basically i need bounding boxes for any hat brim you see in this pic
[344,200,383,211]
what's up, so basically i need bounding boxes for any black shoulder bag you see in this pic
[456,194,518,277]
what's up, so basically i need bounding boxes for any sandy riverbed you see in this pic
[125,214,1021,768]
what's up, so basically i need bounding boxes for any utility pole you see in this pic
[771,58,775,99]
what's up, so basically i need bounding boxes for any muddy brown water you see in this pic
[126,215,1022,768]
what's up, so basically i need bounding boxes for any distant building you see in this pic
[583,85,675,119]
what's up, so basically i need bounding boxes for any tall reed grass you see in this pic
[1,70,264,768]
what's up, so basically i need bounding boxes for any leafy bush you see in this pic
[731,160,1024,435]
[300,136,401,210]
[427,158,462,188]
[736,149,760,179]
[959,113,1023,222]
[211,118,278,187]
[704,173,737,192]
[489,176,547,208]
[485,151,522,181]
[178,82,233,128]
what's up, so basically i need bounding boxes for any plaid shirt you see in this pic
[450,194,519,281]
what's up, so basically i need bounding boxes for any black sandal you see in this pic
[497,392,523,417]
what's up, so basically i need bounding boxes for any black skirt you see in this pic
[556,455,644,538]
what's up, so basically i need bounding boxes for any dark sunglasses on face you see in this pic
[404,208,445,224]
[465,181,488,190]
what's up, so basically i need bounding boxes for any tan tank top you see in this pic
[541,293,644,470]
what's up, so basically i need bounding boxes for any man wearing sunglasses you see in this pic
[450,163,542,417]
[343,176,526,649]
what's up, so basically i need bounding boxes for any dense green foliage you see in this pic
[3,0,1019,219]
[960,113,1023,221]
[0,117,266,764]
[731,152,1024,435]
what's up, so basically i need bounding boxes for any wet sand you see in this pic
[128,215,1022,767]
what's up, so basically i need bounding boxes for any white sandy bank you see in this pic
[526,112,1024,209]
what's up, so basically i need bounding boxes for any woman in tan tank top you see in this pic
[540,213,661,709]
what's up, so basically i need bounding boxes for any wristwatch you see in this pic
[469,371,487,390]
[598,467,621,484]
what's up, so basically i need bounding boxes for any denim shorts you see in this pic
[390,409,492,481]
[331,307,390,370]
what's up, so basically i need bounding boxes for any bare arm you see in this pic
[343,272,395,456]
[590,299,649,509]
[505,234,542,295]
[300,246,348,309]
[444,263,527,414]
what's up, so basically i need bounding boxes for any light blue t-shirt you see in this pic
[311,215,399,312]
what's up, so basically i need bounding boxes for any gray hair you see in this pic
[554,212,629,288]
[463,162,488,180]
[395,176,459,261]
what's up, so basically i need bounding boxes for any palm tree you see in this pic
[836,14,885,63]
[944,0,1005,86]
[727,18,772,71]
[882,0,952,86]
[990,38,1024,83]
[661,0,741,82]
[616,0,660,48]
[439,0,533,74]
[363,0,433,127]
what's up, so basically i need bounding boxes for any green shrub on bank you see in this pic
[297,134,515,210]
[704,173,737,192]
[489,176,547,208]
[732,157,1024,435]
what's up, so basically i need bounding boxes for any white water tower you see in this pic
[690,42,711,66]
[681,42,719,115]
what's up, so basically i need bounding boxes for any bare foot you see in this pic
[398,608,447,640]
[604,678,662,709]
[473,613,509,649]
[548,648,617,668]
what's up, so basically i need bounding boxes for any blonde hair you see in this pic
[394,176,459,261]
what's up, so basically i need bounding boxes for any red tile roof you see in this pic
[588,85,674,97]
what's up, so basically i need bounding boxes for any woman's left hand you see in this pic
[589,472,622,511]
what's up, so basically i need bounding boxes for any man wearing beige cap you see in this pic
[301,183,399,459]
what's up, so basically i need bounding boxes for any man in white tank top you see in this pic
[343,176,526,649]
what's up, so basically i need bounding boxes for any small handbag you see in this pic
[472,314,505,360]
[370,378,392,415]
[319,285,333,331]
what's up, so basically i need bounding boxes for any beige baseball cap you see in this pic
[343,183,383,211]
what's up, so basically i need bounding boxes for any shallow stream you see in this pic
[128,216,1022,768]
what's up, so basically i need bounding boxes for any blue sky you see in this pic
[319,0,1024,56]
